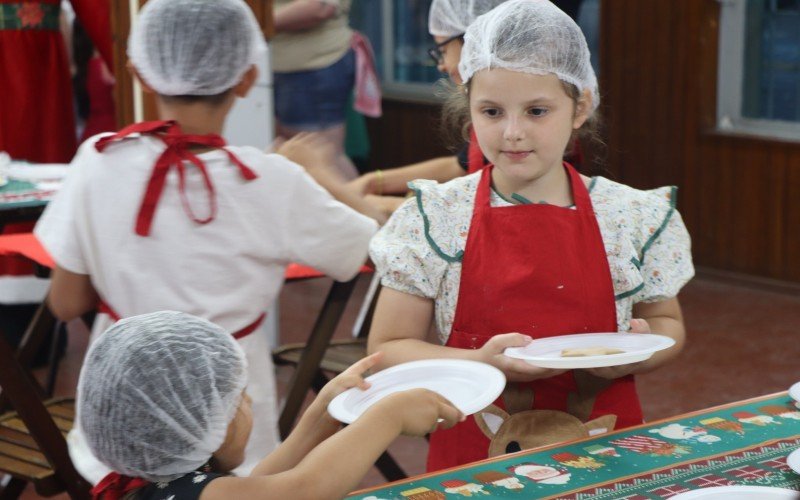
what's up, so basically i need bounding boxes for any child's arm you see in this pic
[276,133,388,224]
[201,390,462,500]
[249,353,381,475]
[585,297,686,379]
[47,266,98,321]
[349,157,465,197]
[368,287,567,382]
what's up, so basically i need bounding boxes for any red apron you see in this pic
[93,120,265,339]
[426,163,642,471]
[466,128,489,174]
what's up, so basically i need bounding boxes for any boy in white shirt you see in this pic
[34,0,377,481]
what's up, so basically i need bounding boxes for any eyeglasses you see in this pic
[427,33,465,65]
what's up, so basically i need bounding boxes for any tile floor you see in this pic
[16,273,800,497]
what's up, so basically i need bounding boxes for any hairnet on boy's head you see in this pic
[428,0,509,37]
[458,0,599,112]
[127,0,266,96]
[77,311,248,482]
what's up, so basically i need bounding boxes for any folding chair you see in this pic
[273,276,408,481]
[0,330,90,499]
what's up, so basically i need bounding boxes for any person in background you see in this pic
[34,0,379,482]
[82,311,463,500]
[272,0,360,180]
[367,0,693,472]
[347,0,508,219]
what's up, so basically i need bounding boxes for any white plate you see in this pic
[327,359,506,424]
[670,486,800,499]
[9,163,68,184]
[789,381,800,404]
[503,333,675,369]
[787,447,800,475]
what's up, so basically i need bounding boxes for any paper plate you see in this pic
[789,381,800,404]
[669,486,800,499]
[8,164,68,184]
[787,447,800,475]
[327,359,506,424]
[503,333,675,369]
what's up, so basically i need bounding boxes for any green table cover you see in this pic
[348,392,800,499]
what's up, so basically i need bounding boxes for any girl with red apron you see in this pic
[426,163,643,471]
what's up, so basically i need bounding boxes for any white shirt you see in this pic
[369,172,694,344]
[36,133,378,480]
[36,134,378,337]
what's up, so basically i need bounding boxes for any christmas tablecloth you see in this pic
[348,392,800,499]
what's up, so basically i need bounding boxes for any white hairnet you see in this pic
[128,0,266,96]
[77,311,248,482]
[428,0,509,37]
[459,0,599,111]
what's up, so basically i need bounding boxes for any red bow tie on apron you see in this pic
[95,120,258,236]
[91,471,149,500]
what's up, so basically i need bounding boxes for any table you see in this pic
[348,392,800,499]
[0,164,66,229]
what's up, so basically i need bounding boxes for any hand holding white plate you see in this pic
[327,359,505,425]
[787,447,800,476]
[789,381,800,405]
[503,333,675,369]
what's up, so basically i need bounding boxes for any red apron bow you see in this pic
[91,471,149,500]
[95,120,258,236]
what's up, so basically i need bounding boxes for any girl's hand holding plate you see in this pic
[583,318,651,379]
[481,333,567,382]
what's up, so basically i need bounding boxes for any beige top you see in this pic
[271,0,353,72]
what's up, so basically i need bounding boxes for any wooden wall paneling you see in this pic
[766,148,788,278]
[366,100,449,170]
[786,154,800,282]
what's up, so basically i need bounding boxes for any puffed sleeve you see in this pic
[369,180,461,299]
[634,187,695,303]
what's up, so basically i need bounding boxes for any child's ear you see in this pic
[126,61,155,94]
[572,88,592,129]
[233,65,258,98]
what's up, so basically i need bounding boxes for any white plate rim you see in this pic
[787,447,800,476]
[669,485,800,499]
[327,358,506,424]
[789,381,800,403]
[503,333,675,369]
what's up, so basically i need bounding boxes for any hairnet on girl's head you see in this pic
[127,0,266,96]
[77,311,248,482]
[428,0,510,37]
[458,0,600,112]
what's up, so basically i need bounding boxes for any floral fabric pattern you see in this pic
[369,172,694,344]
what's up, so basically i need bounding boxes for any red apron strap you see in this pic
[97,300,265,340]
[467,128,487,174]
[91,472,149,500]
[97,300,121,322]
[94,121,259,236]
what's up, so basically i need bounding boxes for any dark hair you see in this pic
[439,77,606,164]
[159,89,234,107]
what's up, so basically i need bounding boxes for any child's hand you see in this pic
[276,132,338,177]
[316,352,384,410]
[347,172,378,196]
[478,333,567,382]
[371,388,464,437]
[583,318,651,379]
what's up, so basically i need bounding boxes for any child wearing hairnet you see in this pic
[34,0,378,482]
[348,0,507,218]
[368,0,694,471]
[81,311,463,500]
